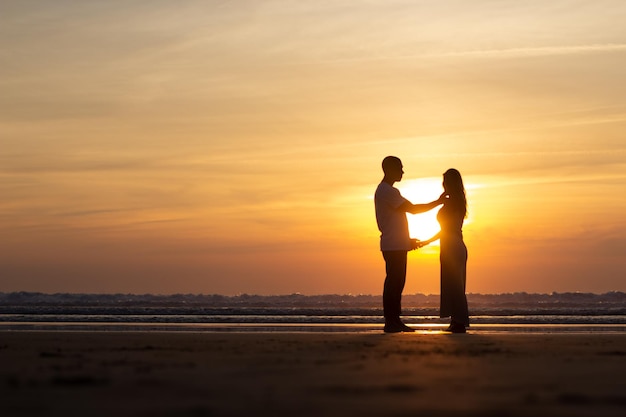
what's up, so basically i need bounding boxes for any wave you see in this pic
[1,291,624,316]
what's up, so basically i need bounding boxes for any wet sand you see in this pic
[0,331,624,416]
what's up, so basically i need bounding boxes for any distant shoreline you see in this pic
[2,290,624,306]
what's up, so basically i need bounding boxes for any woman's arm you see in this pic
[418,232,441,248]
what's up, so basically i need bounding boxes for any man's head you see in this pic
[382,156,404,183]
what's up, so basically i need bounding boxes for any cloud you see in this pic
[477,171,626,189]
[431,43,626,59]
[298,43,626,66]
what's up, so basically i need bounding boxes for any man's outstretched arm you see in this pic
[399,192,447,214]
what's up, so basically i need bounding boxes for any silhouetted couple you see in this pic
[374,156,469,333]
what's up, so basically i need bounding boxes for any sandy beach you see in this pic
[0,331,624,417]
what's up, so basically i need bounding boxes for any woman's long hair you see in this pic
[443,169,467,218]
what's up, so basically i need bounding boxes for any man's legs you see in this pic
[382,251,413,332]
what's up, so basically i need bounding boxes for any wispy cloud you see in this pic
[313,43,626,65]
[473,172,626,190]
[432,43,626,59]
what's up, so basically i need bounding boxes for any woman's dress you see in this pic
[437,203,469,326]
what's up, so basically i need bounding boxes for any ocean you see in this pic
[1,292,624,333]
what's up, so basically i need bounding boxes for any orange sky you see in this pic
[1,1,625,295]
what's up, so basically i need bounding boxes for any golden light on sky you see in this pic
[1,1,625,295]
[397,178,446,246]
[396,178,478,254]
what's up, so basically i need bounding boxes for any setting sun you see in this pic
[396,178,477,255]
[397,178,444,243]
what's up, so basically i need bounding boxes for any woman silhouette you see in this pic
[421,169,470,333]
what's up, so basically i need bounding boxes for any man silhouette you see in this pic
[374,156,445,333]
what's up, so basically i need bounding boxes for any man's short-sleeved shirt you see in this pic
[375,182,411,251]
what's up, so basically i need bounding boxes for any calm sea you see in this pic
[1,292,624,333]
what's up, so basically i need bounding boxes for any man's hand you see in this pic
[410,239,421,250]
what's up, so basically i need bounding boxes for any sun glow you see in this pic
[396,177,477,252]
[397,178,445,244]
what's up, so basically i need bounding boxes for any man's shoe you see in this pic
[444,321,467,334]
[384,324,403,333]
[451,325,466,334]
[399,323,416,332]
[384,321,416,333]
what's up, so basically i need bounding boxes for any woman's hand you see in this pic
[419,232,441,247]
